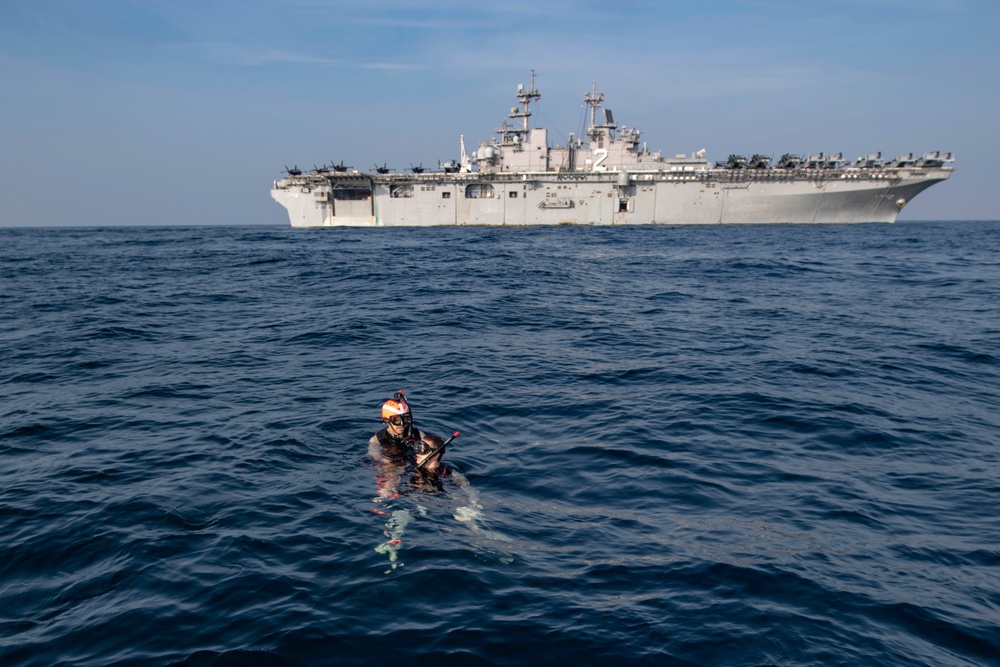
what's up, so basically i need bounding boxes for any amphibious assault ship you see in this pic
[271,72,952,227]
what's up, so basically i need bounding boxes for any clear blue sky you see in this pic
[2,0,997,226]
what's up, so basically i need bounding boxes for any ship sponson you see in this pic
[271,71,953,227]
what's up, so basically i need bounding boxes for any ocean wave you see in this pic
[1,223,999,666]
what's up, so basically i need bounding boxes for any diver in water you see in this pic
[369,392,498,571]
[369,391,447,496]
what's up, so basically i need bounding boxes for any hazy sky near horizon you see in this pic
[1,0,997,226]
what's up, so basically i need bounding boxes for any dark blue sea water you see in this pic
[1,222,999,667]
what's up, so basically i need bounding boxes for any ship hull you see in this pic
[271,168,950,228]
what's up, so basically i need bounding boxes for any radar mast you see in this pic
[497,70,541,146]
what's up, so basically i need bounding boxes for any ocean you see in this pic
[1,222,998,667]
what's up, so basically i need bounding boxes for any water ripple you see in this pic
[1,223,999,666]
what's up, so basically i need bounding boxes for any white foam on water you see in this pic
[374,508,411,573]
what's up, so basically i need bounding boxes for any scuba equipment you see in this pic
[381,391,411,420]
[382,390,413,438]
[376,390,458,470]
[416,431,460,470]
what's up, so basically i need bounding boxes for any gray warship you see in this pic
[271,72,952,227]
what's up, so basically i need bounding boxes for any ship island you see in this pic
[271,72,953,227]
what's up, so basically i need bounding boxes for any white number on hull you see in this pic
[593,149,608,172]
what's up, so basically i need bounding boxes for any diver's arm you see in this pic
[368,435,388,463]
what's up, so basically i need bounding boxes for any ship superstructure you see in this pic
[271,71,952,227]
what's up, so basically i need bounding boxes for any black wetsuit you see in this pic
[372,426,430,467]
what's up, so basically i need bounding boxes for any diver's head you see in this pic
[382,393,412,435]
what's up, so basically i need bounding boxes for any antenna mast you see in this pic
[497,70,542,146]
[584,81,604,134]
